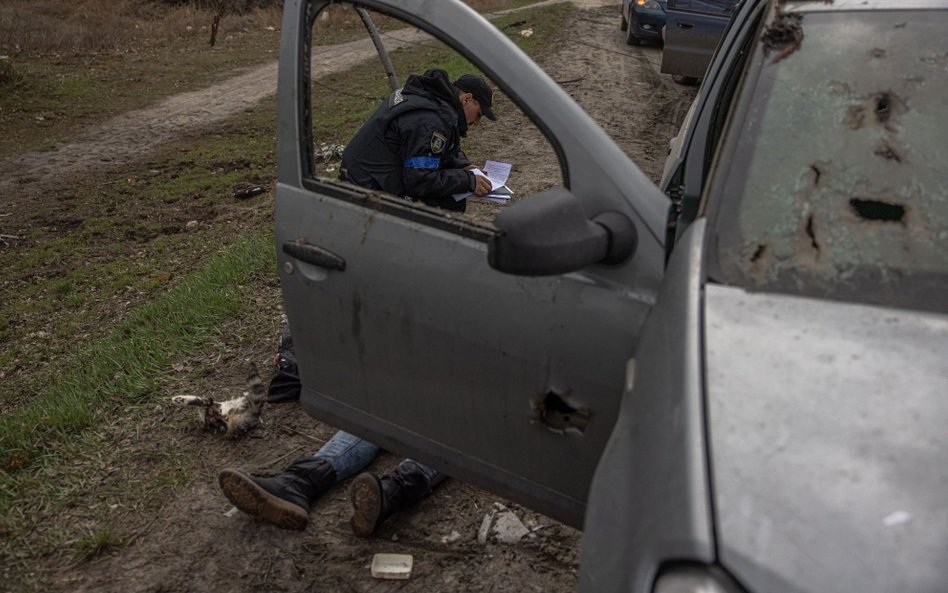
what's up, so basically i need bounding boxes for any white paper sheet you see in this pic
[453,161,514,202]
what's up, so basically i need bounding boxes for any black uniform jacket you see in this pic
[340,69,474,212]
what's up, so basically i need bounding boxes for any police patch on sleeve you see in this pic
[430,131,447,154]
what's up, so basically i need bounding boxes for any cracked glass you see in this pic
[709,9,948,313]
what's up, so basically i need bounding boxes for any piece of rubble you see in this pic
[477,503,530,545]
[440,530,462,544]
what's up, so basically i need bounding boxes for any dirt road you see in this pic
[8,4,696,592]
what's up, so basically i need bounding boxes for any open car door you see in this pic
[661,0,739,80]
[275,0,669,527]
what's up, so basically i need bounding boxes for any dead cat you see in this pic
[172,362,266,437]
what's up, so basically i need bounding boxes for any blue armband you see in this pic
[403,156,441,169]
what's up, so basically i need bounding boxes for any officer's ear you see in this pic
[459,92,473,104]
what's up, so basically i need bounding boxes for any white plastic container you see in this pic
[370,553,413,580]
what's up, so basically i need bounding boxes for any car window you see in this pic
[305,4,562,231]
[708,9,948,313]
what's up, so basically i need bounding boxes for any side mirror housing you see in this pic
[488,188,637,276]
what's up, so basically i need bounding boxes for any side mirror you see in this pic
[488,188,638,276]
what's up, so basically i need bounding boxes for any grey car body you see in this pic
[275,1,948,592]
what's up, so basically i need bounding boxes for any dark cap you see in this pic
[453,74,496,121]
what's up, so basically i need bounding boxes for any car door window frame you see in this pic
[293,0,570,239]
[673,0,767,236]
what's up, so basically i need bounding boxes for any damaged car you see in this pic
[274,0,948,592]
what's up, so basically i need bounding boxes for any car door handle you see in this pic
[677,22,694,29]
[282,241,346,271]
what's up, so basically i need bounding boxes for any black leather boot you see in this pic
[349,462,432,536]
[219,456,336,530]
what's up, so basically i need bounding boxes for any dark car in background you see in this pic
[620,0,667,45]
[661,0,738,83]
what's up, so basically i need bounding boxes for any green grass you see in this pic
[0,96,278,401]
[74,528,125,561]
[0,232,274,470]
[0,231,275,568]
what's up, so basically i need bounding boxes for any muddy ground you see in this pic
[2,4,695,592]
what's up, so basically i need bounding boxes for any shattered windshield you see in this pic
[708,10,948,313]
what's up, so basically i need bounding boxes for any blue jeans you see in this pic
[314,430,445,488]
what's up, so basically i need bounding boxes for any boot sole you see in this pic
[219,469,309,531]
[349,473,383,537]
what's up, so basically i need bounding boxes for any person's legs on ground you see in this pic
[314,430,380,482]
[219,431,380,530]
[349,458,446,536]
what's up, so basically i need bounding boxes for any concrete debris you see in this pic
[477,503,531,545]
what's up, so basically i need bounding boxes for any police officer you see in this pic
[340,68,496,212]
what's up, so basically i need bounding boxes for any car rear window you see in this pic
[708,10,948,314]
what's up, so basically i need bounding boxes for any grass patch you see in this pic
[74,528,125,561]
[0,96,278,406]
[0,232,274,472]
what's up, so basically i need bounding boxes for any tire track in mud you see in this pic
[546,11,697,182]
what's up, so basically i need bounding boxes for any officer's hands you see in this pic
[473,174,492,197]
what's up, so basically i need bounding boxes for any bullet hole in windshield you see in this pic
[845,92,904,131]
[533,392,590,435]
[750,243,767,263]
[810,164,822,185]
[805,215,820,251]
[874,92,893,123]
[849,198,906,223]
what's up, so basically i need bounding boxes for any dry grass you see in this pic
[466,0,510,11]
[0,0,283,55]
[0,0,510,55]
[312,0,513,43]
